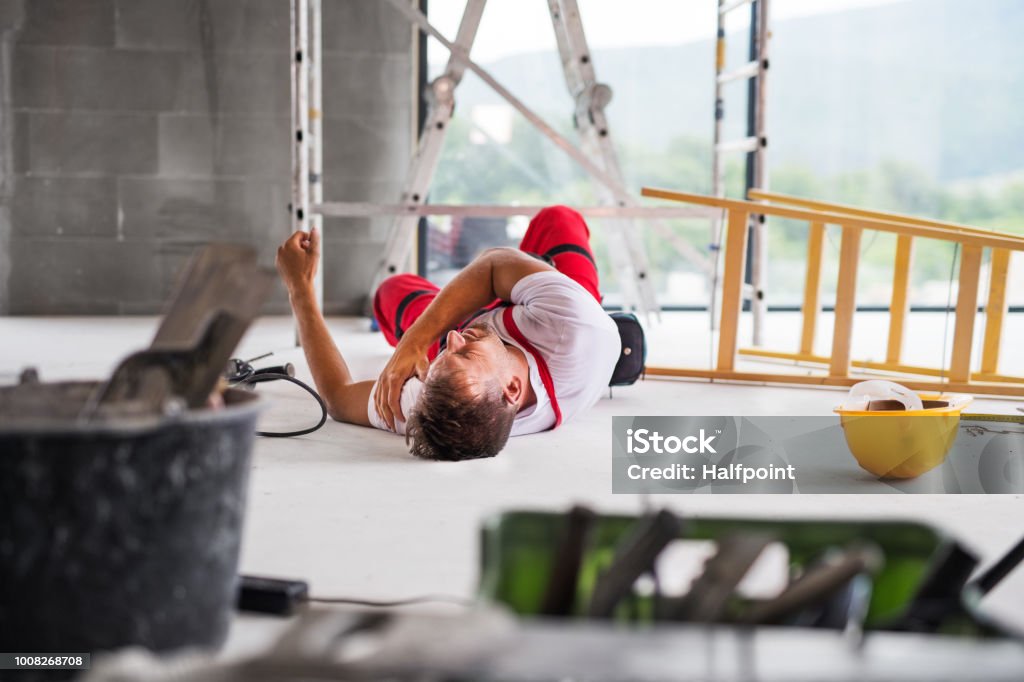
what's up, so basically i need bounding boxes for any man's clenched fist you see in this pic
[276,227,320,296]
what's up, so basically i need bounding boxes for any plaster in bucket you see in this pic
[835,380,973,479]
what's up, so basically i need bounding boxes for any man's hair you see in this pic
[405,369,516,461]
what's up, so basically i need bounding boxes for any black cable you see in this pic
[305,594,478,608]
[226,358,328,438]
[240,372,328,438]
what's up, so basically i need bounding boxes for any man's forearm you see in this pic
[289,286,370,425]
[400,248,548,351]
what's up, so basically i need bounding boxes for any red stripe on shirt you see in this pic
[502,305,562,428]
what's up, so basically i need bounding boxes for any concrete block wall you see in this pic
[0,0,414,314]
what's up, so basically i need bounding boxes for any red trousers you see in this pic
[372,205,601,361]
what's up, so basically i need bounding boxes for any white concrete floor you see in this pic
[2,311,1023,647]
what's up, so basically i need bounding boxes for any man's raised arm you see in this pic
[276,228,373,426]
[374,247,553,429]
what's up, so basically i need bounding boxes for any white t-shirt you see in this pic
[367,271,620,436]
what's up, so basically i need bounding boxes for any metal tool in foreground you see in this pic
[86,244,274,417]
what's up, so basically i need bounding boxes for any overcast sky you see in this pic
[427,0,906,66]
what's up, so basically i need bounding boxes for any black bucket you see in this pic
[0,381,261,660]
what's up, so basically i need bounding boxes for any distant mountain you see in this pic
[449,0,1024,182]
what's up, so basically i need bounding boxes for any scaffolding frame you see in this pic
[289,0,721,318]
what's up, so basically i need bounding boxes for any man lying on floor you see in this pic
[275,206,620,460]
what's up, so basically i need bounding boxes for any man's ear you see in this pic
[501,374,523,407]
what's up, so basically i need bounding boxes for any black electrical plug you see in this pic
[237,575,309,616]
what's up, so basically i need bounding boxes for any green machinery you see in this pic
[479,508,1022,638]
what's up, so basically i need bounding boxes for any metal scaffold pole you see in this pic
[290,0,323,316]
[749,0,770,346]
[711,0,770,344]
[309,0,324,303]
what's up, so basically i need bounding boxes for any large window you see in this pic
[423,0,1024,308]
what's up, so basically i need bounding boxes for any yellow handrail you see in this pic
[639,186,1023,396]
[641,187,1024,252]
[748,189,1024,245]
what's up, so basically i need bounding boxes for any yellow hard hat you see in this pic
[835,381,972,479]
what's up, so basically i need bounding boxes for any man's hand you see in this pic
[374,336,431,431]
[370,248,551,430]
[276,227,319,296]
